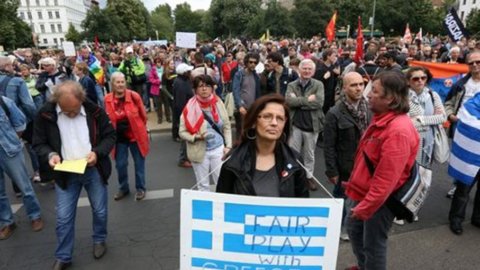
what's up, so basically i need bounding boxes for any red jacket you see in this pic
[104,90,150,157]
[345,111,419,220]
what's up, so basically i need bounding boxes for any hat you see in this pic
[176,63,193,75]
[126,46,134,54]
[205,53,216,62]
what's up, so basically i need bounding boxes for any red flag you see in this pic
[403,23,412,45]
[354,16,364,64]
[94,35,99,50]
[325,11,337,43]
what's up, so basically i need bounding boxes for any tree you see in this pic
[174,3,203,33]
[82,6,128,42]
[107,0,150,40]
[262,0,295,37]
[208,0,261,37]
[0,0,34,50]
[65,23,81,43]
[467,8,480,38]
[291,0,335,38]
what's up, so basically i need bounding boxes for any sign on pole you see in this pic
[176,32,197,49]
[180,189,344,270]
[62,41,76,57]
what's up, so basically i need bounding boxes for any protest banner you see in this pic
[180,189,344,270]
[176,32,197,49]
[443,7,469,42]
[62,41,76,57]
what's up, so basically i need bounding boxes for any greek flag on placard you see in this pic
[180,190,344,270]
[448,92,480,185]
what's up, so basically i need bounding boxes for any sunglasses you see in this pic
[411,76,427,82]
[468,60,480,66]
[248,60,258,65]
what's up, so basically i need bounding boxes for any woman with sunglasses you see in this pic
[393,67,447,225]
[216,94,309,198]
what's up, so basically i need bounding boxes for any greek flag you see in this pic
[180,190,343,270]
[448,92,480,185]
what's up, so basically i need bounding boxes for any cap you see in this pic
[176,63,193,75]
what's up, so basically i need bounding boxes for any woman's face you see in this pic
[168,60,175,70]
[255,103,286,142]
[409,70,428,92]
[196,82,213,98]
[112,76,127,96]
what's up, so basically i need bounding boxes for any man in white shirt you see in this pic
[33,81,115,270]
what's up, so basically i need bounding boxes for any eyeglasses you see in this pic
[198,84,213,89]
[258,113,286,124]
[248,60,258,65]
[411,76,427,82]
[468,60,480,66]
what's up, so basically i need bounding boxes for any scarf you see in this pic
[341,94,369,134]
[409,87,435,165]
[183,94,219,135]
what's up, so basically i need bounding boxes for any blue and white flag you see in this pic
[180,189,344,270]
[448,92,480,185]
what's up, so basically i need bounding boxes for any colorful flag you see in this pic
[77,53,105,86]
[403,23,412,45]
[448,92,480,185]
[409,61,468,102]
[354,16,364,64]
[325,11,337,43]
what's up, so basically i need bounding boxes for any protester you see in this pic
[345,71,419,270]
[105,72,149,201]
[118,46,146,98]
[179,75,232,191]
[74,62,98,105]
[33,80,115,269]
[149,57,170,124]
[216,94,309,197]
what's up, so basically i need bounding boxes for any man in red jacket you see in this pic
[344,71,419,270]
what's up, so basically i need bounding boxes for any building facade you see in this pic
[458,0,480,23]
[17,0,96,47]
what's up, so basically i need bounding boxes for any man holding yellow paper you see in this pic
[33,81,115,270]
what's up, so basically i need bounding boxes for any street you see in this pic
[1,132,480,270]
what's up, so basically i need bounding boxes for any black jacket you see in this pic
[32,100,116,189]
[216,140,309,197]
[172,74,193,114]
[265,66,299,96]
[324,101,372,181]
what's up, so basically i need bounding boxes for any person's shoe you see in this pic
[307,178,318,191]
[393,218,405,225]
[52,260,72,270]
[157,119,163,124]
[15,192,22,198]
[32,171,41,183]
[166,118,172,123]
[0,223,16,240]
[31,218,44,232]
[135,190,146,201]
[178,161,192,168]
[446,185,456,199]
[93,242,107,259]
[114,191,130,201]
[449,221,463,235]
[340,233,350,241]
[414,215,419,222]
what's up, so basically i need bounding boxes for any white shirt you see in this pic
[56,105,91,161]
[463,78,480,104]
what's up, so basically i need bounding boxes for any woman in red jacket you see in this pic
[104,72,150,201]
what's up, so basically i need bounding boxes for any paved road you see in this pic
[1,133,479,270]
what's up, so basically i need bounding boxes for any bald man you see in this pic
[323,71,372,241]
[32,80,115,270]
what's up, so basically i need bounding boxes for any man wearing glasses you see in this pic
[232,52,261,141]
[285,59,324,191]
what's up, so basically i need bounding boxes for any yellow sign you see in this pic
[54,159,88,174]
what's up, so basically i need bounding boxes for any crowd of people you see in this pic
[1,33,480,270]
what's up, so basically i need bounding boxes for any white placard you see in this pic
[62,41,76,57]
[176,32,197,49]
[180,189,344,270]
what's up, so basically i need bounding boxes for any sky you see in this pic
[141,0,212,11]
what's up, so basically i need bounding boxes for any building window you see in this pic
[46,0,49,6]
[57,24,62,33]
[461,11,465,21]
[48,11,53,19]
[40,24,45,33]
[26,0,31,6]
[19,12,25,19]
[37,11,42,19]
[54,0,58,5]
[474,0,477,4]
[43,38,48,44]
[36,0,40,5]
[53,38,58,44]
[60,38,64,43]
[55,11,60,18]
[51,24,56,33]
[463,0,466,4]
[27,11,32,19]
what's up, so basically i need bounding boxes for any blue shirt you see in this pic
[204,109,224,151]
[0,96,26,157]
[0,74,36,122]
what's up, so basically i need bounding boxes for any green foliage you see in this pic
[174,3,203,33]
[263,0,295,37]
[467,9,480,38]
[291,0,334,38]
[108,0,149,40]
[209,0,261,37]
[65,23,81,43]
[82,6,128,42]
[151,4,174,40]
[0,0,34,50]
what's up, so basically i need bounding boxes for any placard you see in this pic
[62,41,76,57]
[176,32,197,49]
[180,189,344,270]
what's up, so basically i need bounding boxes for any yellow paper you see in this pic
[54,159,88,174]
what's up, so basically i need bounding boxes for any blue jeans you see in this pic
[55,167,108,263]
[115,142,146,193]
[0,149,41,227]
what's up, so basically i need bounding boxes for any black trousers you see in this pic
[449,172,480,224]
